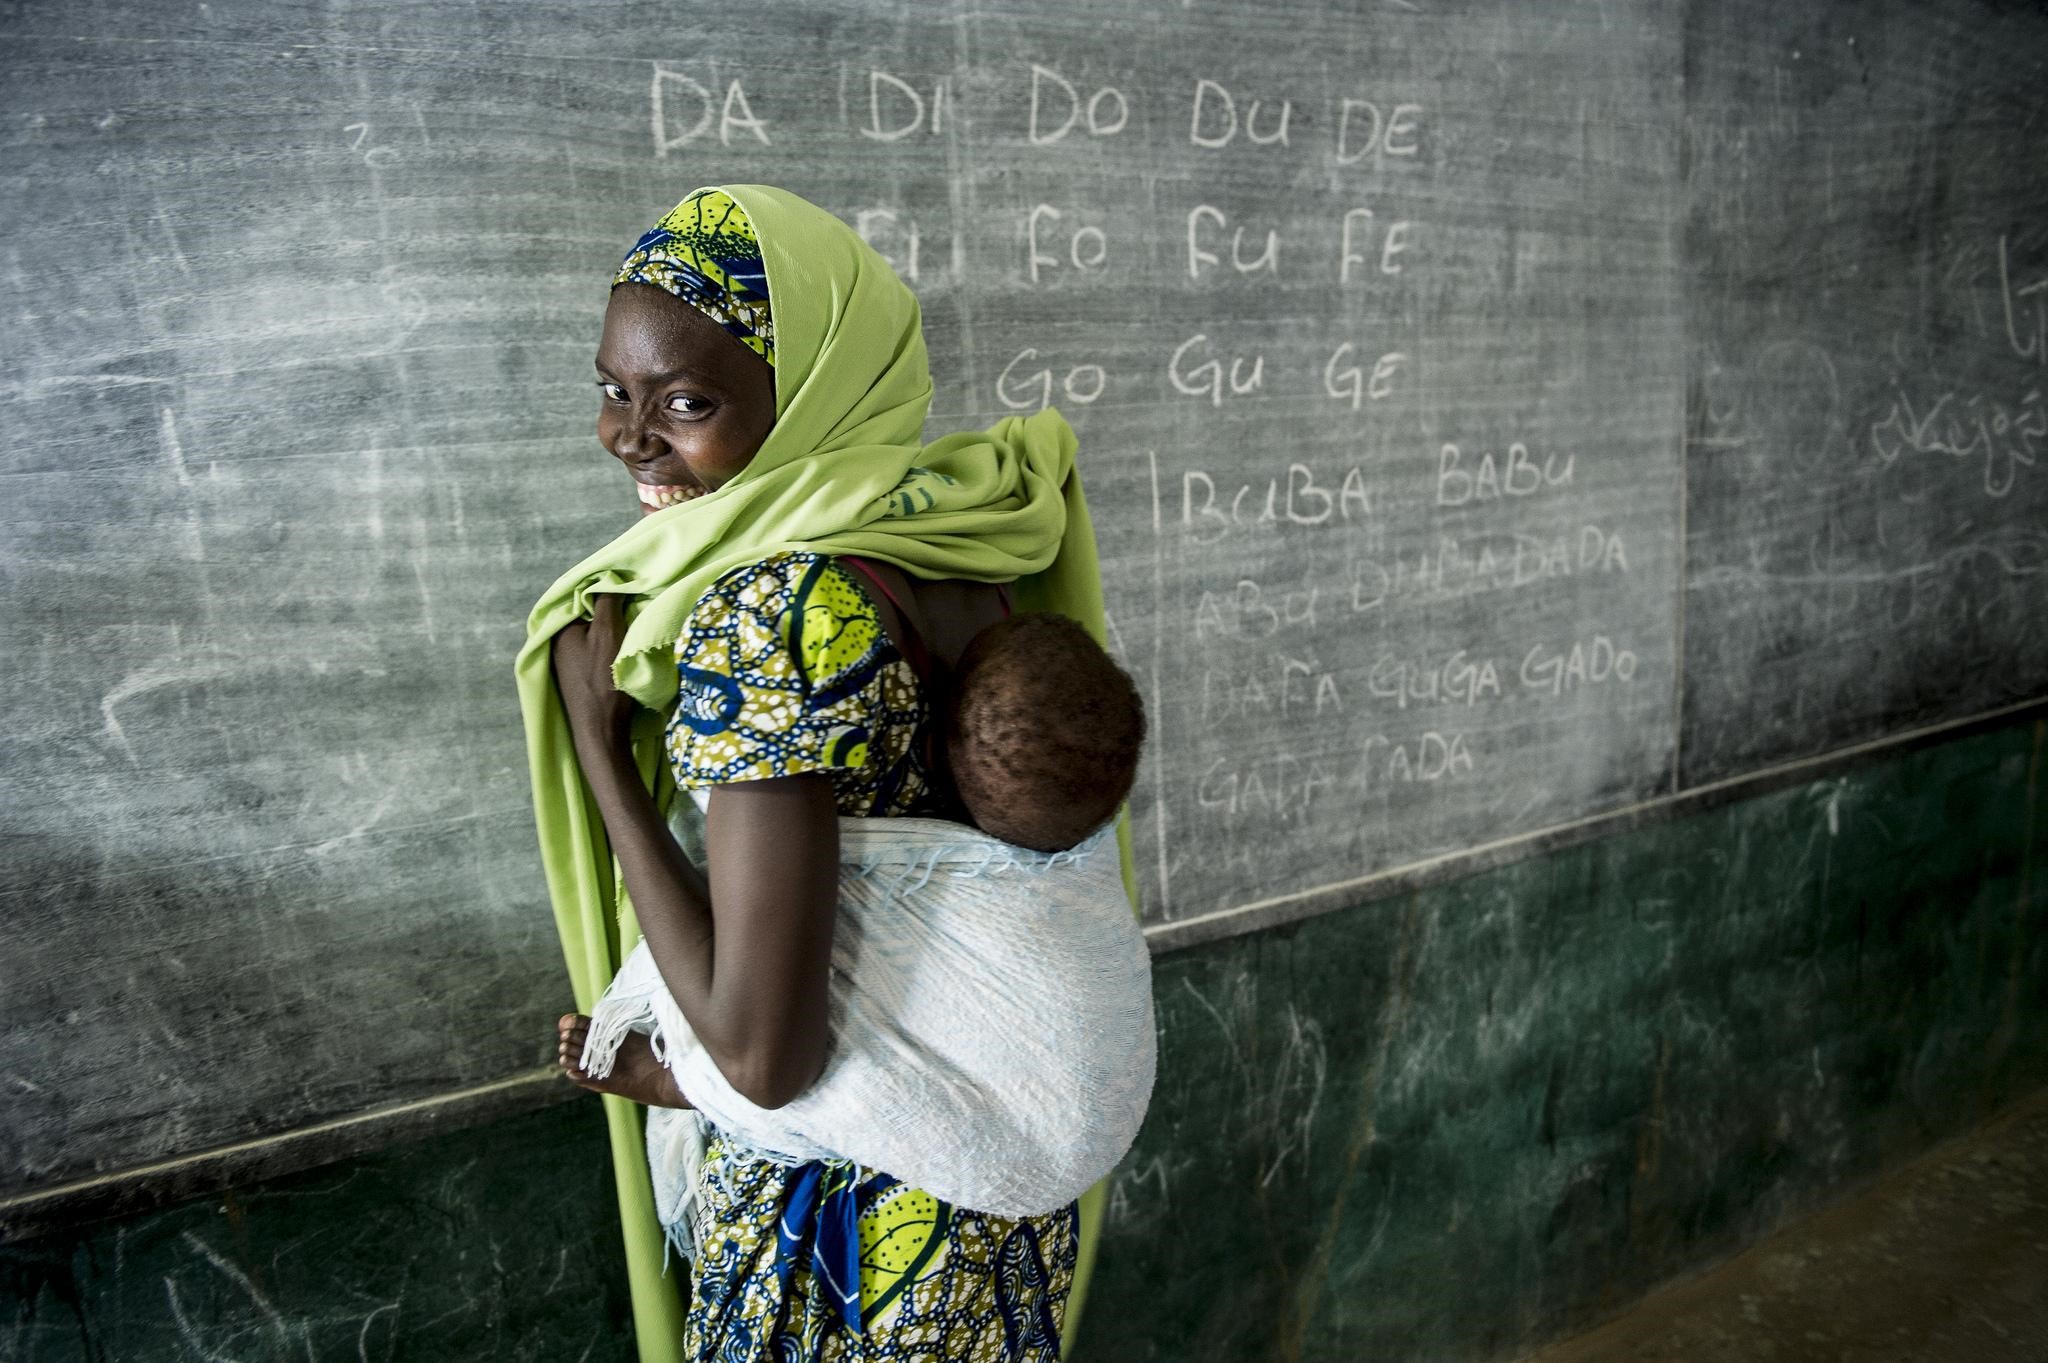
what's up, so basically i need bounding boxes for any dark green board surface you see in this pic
[8,718,2041,1362]
[1,1100,634,1363]
[1081,718,2048,1362]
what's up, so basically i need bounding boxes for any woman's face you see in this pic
[595,283,777,516]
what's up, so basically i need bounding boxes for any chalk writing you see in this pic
[1868,381,2043,499]
[1436,441,1577,506]
[1196,752,1341,821]
[1339,208,1413,282]
[341,122,399,168]
[1108,1153,1191,1229]
[1168,335,1265,407]
[1357,730,1476,794]
[651,69,771,153]
[1187,205,1280,278]
[1325,343,1408,408]
[862,70,945,141]
[1201,657,1344,720]
[1181,463,1374,541]
[1342,526,1631,612]
[1192,727,1480,822]
[1027,64,1129,144]
[1028,204,1109,284]
[1999,234,2047,365]
[1518,635,1640,697]
[1336,100,1426,162]
[1192,578,1321,641]
[1174,977,1329,1192]
[1190,79,1292,149]
[1365,649,1502,710]
[995,348,1107,411]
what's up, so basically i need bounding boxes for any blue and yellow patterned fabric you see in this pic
[613,188,776,369]
[668,548,1080,1360]
[666,551,938,818]
[689,1134,1075,1360]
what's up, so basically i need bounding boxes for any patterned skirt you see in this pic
[682,1132,1079,1362]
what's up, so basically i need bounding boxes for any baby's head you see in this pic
[942,613,1146,853]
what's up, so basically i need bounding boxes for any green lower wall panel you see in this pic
[1,1101,634,1362]
[4,719,2043,1362]
[1077,719,2048,1362]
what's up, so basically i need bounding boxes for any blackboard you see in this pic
[2,0,2043,1202]
[1682,0,2048,784]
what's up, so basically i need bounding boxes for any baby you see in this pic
[937,609,1147,853]
[557,608,1146,1103]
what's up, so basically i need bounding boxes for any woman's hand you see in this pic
[551,594,638,754]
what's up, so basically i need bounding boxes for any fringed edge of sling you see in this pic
[649,1108,713,1271]
[582,953,718,1269]
[579,987,658,1080]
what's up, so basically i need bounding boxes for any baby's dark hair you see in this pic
[943,612,1146,852]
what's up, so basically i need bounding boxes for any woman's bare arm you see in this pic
[553,597,837,1109]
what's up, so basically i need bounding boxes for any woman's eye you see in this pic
[598,382,626,402]
[668,394,711,415]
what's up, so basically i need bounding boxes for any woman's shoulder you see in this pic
[696,549,826,608]
[665,548,920,800]
[680,551,890,676]
[683,550,846,632]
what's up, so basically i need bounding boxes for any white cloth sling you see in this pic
[579,811,1156,1242]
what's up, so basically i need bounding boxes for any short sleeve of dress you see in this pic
[665,552,926,805]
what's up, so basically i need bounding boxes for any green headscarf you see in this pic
[515,184,1130,1361]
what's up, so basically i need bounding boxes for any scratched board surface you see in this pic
[1681,0,2048,784]
[0,0,2035,1200]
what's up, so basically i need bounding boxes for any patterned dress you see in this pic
[666,550,1079,1363]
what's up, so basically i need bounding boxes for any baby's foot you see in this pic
[556,1013,690,1109]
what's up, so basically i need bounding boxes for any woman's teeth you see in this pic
[636,482,705,508]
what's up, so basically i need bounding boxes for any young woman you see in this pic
[514,186,1122,1362]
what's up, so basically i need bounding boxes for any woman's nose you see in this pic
[611,411,664,464]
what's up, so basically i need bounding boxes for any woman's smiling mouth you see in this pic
[636,481,708,508]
